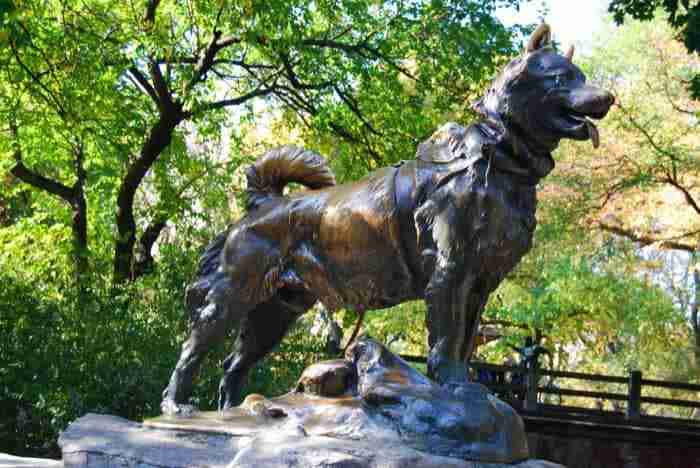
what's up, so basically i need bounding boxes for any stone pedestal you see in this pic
[59,413,563,468]
[59,413,238,468]
[58,338,566,468]
[0,453,62,468]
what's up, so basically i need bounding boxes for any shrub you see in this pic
[0,245,327,458]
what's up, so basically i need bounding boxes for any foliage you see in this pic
[487,242,688,373]
[608,0,700,97]
[240,317,333,398]
[337,301,429,357]
[584,14,700,369]
[0,245,191,457]
[0,241,329,457]
[580,16,700,248]
[7,0,698,456]
[0,0,527,285]
[0,0,533,458]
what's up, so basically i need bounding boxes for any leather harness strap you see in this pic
[393,161,423,292]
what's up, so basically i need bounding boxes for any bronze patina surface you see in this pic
[161,24,614,413]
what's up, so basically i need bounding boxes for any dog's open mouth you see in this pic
[543,87,613,149]
[554,110,601,148]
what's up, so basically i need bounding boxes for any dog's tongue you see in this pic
[587,120,600,149]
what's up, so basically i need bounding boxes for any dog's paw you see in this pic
[160,399,197,417]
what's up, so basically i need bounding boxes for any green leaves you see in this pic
[608,0,700,98]
[2,0,526,284]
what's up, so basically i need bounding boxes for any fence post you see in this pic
[627,370,642,421]
[524,361,539,412]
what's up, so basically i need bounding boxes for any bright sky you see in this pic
[496,0,611,51]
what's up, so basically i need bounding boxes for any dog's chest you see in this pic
[477,177,537,266]
[470,174,537,277]
[414,164,538,283]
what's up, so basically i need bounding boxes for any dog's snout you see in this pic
[608,93,615,107]
[593,91,615,114]
[601,91,615,107]
[595,90,615,118]
[567,86,614,116]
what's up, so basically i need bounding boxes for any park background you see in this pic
[0,0,698,459]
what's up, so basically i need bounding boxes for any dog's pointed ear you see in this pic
[564,44,574,61]
[526,23,551,53]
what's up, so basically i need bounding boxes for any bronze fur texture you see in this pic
[161,24,614,413]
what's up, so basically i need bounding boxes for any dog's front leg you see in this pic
[424,262,475,384]
[416,177,488,385]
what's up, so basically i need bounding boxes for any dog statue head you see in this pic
[473,24,614,177]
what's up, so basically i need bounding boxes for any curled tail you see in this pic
[245,145,336,211]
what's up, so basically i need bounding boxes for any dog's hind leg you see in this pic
[161,297,247,415]
[218,289,316,410]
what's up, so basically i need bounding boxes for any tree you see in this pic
[0,0,525,286]
[608,0,700,97]
[578,16,700,367]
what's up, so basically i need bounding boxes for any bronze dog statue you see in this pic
[161,24,614,414]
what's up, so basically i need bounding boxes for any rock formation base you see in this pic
[59,338,565,468]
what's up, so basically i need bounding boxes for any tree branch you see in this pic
[654,45,697,115]
[186,29,247,93]
[616,101,680,162]
[192,85,276,114]
[114,108,184,282]
[144,0,161,25]
[148,60,173,111]
[300,38,373,56]
[333,84,382,136]
[187,30,224,91]
[8,122,75,203]
[11,161,76,203]
[134,218,167,277]
[9,38,68,119]
[128,66,160,106]
[300,37,419,81]
[156,56,199,65]
[662,172,700,216]
[599,221,697,252]
[133,161,227,278]
[217,35,243,48]
[328,121,382,165]
[16,21,65,94]
[481,319,530,330]
[279,52,332,91]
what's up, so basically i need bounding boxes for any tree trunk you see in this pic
[72,144,89,285]
[113,110,183,283]
[71,193,88,278]
[9,124,90,289]
[133,218,168,277]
